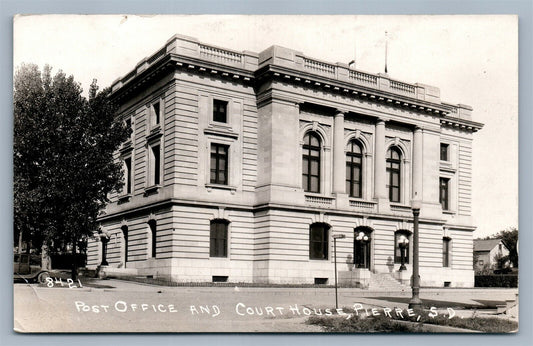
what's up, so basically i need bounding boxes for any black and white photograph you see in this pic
[12,14,519,333]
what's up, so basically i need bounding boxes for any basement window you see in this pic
[314,278,329,285]
[212,276,228,283]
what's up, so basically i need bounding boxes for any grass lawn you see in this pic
[371,296,503,309]
[307,310,518,333]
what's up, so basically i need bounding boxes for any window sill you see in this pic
[119,140,133,154]
[204,126,239,139]
[442,210,456,215]
[117,193,132,204]
[390,204,412,212]
[144,185,161,196]
[146,126,163,142]
[305,194,335,206]
[209,256,230,260]
[439,161,456,173]
[206,184,237,194]
[349,199,377,210]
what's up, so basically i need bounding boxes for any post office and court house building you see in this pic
[86,34,483,287]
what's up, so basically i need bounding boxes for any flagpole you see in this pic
[385,31,388,74]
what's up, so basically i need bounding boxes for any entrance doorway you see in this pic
[354,226,372,269]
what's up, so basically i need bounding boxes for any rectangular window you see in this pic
[440,143,449,161]
[153,101,160,125]
[210,221,228,257]
[387,166,400,202]
[210,143,229,185]
[309,224,329,260]
[213,99,228,123]
[149,220,157,258]
[125,117,132,137]
[124,157,132,194]
[443,238,451,267]
[150,145,160,186]
[439,177,449,210]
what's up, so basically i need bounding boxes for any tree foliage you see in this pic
[495,227,518,268]
[14,64,129,277]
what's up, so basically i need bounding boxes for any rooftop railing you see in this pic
[112,35,464,111]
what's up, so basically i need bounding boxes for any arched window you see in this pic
[386,147,402,203]
[346,140,363,198]
[394,230,411,264]
[210,219,229,258]
[148,220,157,258]
[121,225,128,264]
[302,132,321,193]
[309,223,330,260]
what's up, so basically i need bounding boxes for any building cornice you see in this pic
[440,117,484,133]
[108,34,483,133]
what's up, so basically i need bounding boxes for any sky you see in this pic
[13,15,518,238]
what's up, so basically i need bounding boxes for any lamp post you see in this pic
[398,235,409,271]
[409,200,422,309]
[332,234,346,309]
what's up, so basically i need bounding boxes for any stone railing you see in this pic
[111,34,259,93]
[349,70,378,85]
[390,79,416,95]
[199,44,242,64]
[303,58,336,76]
[147,47,167,64]
[349,200,377,212]
[305,195,335,206]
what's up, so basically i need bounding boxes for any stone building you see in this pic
[86,34,483,287]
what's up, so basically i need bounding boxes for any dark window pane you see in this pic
[310,177,319,192]
[440,143,449,161]
[303,132,321,192]
[125,157,132,194]
[152,146,160,185]
[309,224,328,260]
[310,160,319,175]
[213,100,228,123]
[353,183,361,197]
[210,220,228,257]
[353,167,361,182]
[149,221,157,258]
[210,143,229,185]
[440,178,449,210]
[153,102,160,124]
[392,172,399,186]
[392,187,400,202]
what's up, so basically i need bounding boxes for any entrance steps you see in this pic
[368,272,409,292]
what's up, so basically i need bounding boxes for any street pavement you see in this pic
[13,279,519,333]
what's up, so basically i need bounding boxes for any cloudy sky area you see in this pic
[13,15,518,238]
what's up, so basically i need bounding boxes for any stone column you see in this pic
[374,119,387,200]
[412,127,423,202]
[333,110,345,194]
